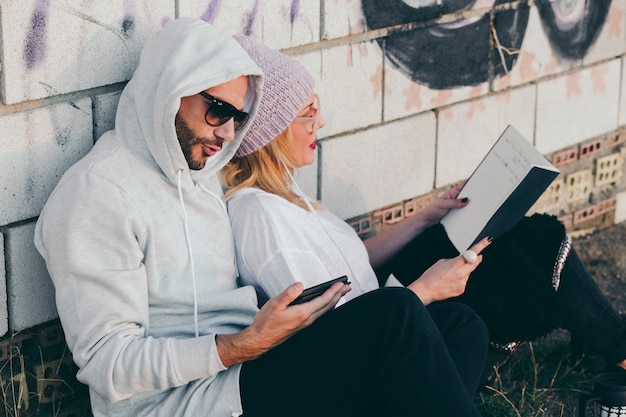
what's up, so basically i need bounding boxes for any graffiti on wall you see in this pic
[198,0,261,32]
[21,0,307,70]
[361,0,612,90]
[536,0,612,60]
[24,0,50,70]
[22,0,142,70]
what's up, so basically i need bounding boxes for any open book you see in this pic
[440,125,560,253]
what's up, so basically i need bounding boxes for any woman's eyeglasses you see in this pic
[198,91,249,131]
[293,94,321,133]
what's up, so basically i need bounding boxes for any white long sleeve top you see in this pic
[227,187,379,306]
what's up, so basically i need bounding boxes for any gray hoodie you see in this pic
[34,18,263,417]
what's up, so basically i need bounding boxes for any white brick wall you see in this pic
[317,42,383,136]
[436,87,536,187]
[6,223,57,331]
[384,57,488,120]
[323,0,367,40]
[320,113,436,219]
[536,60,622,154]
[583,0,626,65]
[494,6,578,91]
[1,0,626,335]
[180,0,320,48]
[93,91,122,140]
[0,1,173,104]
[0,100,93,225]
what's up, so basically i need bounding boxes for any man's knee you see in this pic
[428,302,489,345]
[360,288,439,339]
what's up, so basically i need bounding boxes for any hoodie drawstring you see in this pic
[177,170,200,338]
[199,184,239,279]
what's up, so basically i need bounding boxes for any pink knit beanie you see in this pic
[234,35,315,157]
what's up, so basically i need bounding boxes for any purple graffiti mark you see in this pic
[201,0,224,24]
[244,0,261,36]
[24,0,51,70]
[291,0,301,24]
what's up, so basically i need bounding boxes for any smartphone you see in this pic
[289,276,350,306]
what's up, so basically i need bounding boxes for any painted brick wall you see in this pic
[1,1,625,414]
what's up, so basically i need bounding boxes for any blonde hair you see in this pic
[222,127,322,211]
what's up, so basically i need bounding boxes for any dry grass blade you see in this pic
[484,384,523,417]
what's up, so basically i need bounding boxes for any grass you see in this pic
[477,330,597,417]
[0,326,91,417]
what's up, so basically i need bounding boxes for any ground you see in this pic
[576,222,626,315]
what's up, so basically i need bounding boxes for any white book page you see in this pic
[441,126,557,252]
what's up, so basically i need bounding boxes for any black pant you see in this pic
[240,288,487,417]
[385,218,626,365]
[557,249,626,364]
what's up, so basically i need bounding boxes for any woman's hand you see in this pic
[419,183,469,228]
[407,237,491,305]
[364,183,470,270]
[216,281,351,366]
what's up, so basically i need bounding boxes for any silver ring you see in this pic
[462,250,478,264]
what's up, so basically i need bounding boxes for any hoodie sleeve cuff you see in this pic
[172,334,227,383]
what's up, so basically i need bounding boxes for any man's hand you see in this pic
[216,281,350,367]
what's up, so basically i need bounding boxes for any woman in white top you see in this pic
[223,35,626,383]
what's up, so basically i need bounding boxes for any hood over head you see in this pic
[114,18,263,190]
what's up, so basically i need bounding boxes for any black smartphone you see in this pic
[289,276,350,306]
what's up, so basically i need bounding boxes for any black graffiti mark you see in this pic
[121,16,135,37]
[362,0,529,90]
[535,0,611,61]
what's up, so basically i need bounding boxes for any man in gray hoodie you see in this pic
[34,17,485,417]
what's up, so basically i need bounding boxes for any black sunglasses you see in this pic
[198,91,249,131]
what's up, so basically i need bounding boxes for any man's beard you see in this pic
[175,113,223,170]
